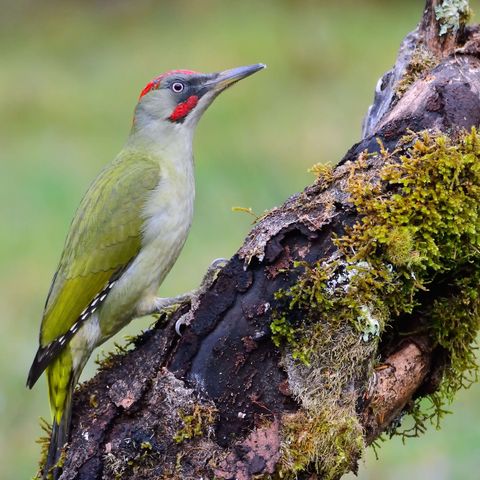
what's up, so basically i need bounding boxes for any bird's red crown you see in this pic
[139,70,198,99]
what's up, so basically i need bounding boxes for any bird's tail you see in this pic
[43,407,71,480]
[42,354,74,480]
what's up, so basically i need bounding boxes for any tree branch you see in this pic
[53,1,480,479]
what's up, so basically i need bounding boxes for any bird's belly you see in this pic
[98,179,194,338]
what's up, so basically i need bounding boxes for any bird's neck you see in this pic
[125,114,196,249]
[126,114,195,172]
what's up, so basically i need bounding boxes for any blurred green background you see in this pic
[1,0,479,478]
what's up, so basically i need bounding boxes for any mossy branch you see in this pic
[49,1,480,480]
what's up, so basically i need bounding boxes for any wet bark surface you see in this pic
[57,1,480,478]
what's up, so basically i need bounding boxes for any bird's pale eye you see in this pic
[171,82,185,93]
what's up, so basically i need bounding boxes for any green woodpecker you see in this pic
[27,63,265,479]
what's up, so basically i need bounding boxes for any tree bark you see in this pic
[56,1,480,479]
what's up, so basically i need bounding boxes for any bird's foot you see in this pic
[174,257,228,335]
[200,257,228,289]
[151,293,193,318]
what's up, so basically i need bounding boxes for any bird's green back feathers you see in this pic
[40,152,160,346]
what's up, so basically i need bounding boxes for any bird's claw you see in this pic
[209,257,228,270]
[200,257,228,290]
[175,312,192,335]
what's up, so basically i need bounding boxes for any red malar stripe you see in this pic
[169,95,199,122]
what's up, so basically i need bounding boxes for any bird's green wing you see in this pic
[40,153,160,347]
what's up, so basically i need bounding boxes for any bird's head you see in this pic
[132,64,266,135]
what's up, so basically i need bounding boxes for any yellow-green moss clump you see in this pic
[343,129,480,382]
[308,162,335,189]
[173,403,217,444]
[272,128,480,477]
[35,418,68,480]
[103,440,160,480]
[35,418,52,479]
[395,47,438,98]
[276,322,374,479]
[278,405,363,480]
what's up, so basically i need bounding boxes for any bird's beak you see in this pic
[205,63,266,92]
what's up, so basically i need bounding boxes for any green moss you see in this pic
[430,272,480,397]
[33,418,68,480]
[340,129,480,403]
[173,404,217,444]
[308,162,335,189]
[272,128,480,476]
[103,438,162,480]
[278,406,364,480]
[395,47,438,98]
[271,261,338,365]
[270,315,305,363]
[140,441,152,451]
[272,256,386,365]
[384,226,415,266]
[34,418,51,480]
